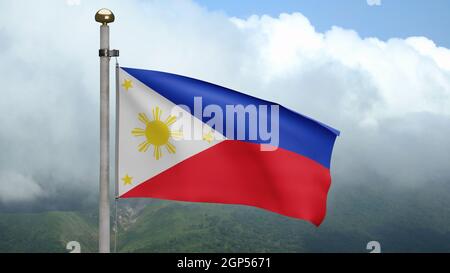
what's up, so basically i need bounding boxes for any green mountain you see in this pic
[1,181,450,253]
[0,211,97,252]
[115,180,450,253]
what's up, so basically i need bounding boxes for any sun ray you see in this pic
[138,140,152,152]
[138,113,151,125]
[131,128,145,137]
[165,141,176,154]
[170,130,183,138]
[164,115,177,126]
[152,107,162,121]
[153,145,162,160]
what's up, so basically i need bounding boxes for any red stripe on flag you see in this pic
[121,140,332,226]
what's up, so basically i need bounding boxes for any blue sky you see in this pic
[196,0,450,48]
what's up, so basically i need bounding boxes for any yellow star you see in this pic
[122,79,133,91]
[202,131,214,143]
[122,174,133,185]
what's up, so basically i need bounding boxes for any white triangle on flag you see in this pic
[117,68,226,196]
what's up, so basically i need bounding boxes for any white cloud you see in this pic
[367,0,382,6]
[0,171,44,203]
[0,0,449,204]
[66,0,81,6]
[231,13,450,122]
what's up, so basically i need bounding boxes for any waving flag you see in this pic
[117,67,339,226]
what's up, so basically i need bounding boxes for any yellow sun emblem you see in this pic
[131,106,182,160]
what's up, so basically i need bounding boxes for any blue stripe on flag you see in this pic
[122,67,339,168]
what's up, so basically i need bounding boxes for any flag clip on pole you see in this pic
[95,8,119,253]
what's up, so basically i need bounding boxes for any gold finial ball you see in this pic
[95,8,115,24]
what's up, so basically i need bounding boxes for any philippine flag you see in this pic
[117,67,340,226]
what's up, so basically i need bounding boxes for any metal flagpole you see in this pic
[95,8,119,253]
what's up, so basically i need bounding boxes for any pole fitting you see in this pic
[95,8,115,25]
[99,49,120,57]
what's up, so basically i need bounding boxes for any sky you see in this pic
[0,0,449,210]
[196,0,450,48]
